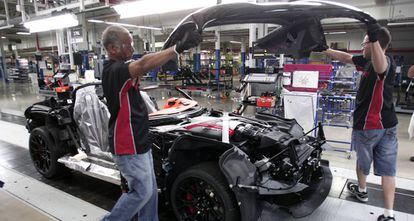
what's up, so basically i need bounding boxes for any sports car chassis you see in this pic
[25,82,332,220]
[24,1,378,220]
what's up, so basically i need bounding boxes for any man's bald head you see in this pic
[102,25,130,50]
[102,25,134,61]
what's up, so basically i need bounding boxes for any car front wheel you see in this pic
[170,162,239,221]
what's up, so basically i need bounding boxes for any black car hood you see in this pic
[162,0,375,70]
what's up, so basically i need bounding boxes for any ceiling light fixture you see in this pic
[1,36,6,39]
[24,13,78,33]
[88,19,162,30]
[16,32,31,35]
[113,0,216,19]
[87,19,105,23]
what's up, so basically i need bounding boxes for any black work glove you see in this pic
[174,29,202,54]
[313,44,329,52]
[367,22,382,43]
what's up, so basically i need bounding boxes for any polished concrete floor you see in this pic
[0,189,56,221]
[0,79,414,221]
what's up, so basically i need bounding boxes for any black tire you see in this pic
[170,162,239,221]
[29,126,68,178]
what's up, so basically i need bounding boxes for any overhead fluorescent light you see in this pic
[324,31,347,35]
[1,36,6,39]
[88,19,162,30]
[87,19,105,23]
[106,22,162,30]
[230,41,242,44]
[24,13,78,33]
[113,0,216,19]
[388,21,414,26]
[16,32,31,35]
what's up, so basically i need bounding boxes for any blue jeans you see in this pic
[102,150,158,221]
[351,126,398,176]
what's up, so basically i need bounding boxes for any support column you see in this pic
[79,0,85,11]
[258,24,264,39]
[20,0,26,23]
[56,29,65,55]
[80,13,89,51]
[13,45,18,58]
[279,54,284,69]
[150,30,155,52]
[90,23,97,51]
[0,40,7,81]
[3,0,10,25]
[240,38,246,77]
[142,29,149,52]
[194,45,201,73]
[66,29,74,68]
[257,24,265,69]
[215,29,221,83]
[33,0,38,14]
[135,30,144,54]
[248,24,257,68]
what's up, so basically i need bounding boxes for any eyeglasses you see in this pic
[360,42,369,47]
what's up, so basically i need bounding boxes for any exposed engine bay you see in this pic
[149,109,331,220]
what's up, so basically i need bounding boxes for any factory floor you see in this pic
[0,79,413,221]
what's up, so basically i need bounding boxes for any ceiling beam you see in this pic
[34,0,100,16]
[3,0,10,25]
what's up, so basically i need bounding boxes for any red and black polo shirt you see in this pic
[102,60,150,155]
[352,55,398,130]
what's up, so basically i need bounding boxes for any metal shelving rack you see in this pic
[315,62,358,159]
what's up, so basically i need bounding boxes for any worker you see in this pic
[408,65,414,162]
[316,23,398,221]
[100,25,201,221]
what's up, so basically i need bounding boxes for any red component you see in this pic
[187,206,196,215]
[163,98,181,109]
[186,193,193,201]
[256,96,275,108]
[185,123,235,136]
[54,86,71,93]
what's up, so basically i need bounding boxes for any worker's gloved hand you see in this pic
[367,22,382,43]
[174,29,202,54]
[313,44,329,52]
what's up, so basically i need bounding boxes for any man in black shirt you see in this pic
[319,24,398,221]
[100,25,201,221]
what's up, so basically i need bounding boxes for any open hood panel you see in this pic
[162,0,375,70]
